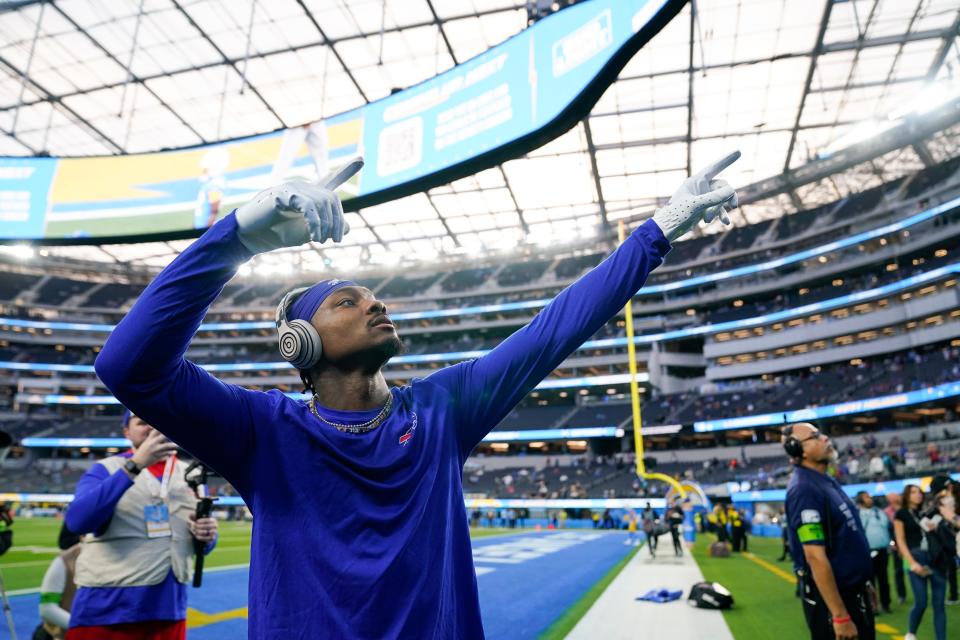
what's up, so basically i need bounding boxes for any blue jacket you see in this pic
[786,466,872,589]
[94,212,670,639]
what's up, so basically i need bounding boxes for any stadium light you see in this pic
[888,82,960,120]
[0,244,34,260]
[819,119,899,158]
[819,79,960,159]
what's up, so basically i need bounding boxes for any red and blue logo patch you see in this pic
[399,413,418,446]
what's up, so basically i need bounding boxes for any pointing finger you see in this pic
[698,150,741,181]
[317,156,364,191]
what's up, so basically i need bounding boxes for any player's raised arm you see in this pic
[427,153,740,459]
[94,160,362,488]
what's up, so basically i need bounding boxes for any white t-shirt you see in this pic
[39,555,71,630]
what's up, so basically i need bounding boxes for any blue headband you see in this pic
[289,279,358,323]
[121,409,132,427]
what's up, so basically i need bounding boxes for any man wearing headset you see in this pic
[94,153,740,639]
[783,423,874,640]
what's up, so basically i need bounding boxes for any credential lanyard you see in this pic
[150,454,176,501]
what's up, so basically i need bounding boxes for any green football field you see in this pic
[691,536,944,640]
[1,521,952,639]
[0,518,515,593]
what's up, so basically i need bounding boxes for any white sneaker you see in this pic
[904,633,917,640]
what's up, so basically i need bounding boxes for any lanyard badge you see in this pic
[144,504,172,538]
[142,455,176,537]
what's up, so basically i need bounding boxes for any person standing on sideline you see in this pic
[64,412,218,640]
[894,484,951,640]
[884,492,908,604]
[668,501,685,557]
[783,423,874,640]
[856,491,892,614]
[928,475,958,604]
[712,504,730,544]
[642,503,658,557]
[729,506,744,552]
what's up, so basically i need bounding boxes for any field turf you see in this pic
[691,535,945,640]
[0,518,515,592]
[5,521,953,639]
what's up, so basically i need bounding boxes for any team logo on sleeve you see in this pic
[399,413,418,446]
[800,510,821,524]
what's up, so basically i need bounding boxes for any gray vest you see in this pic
[74,456,198,588]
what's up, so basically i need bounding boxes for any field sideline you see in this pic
[691,536,944,640]
[0,518,515,593]
[2,520,953,639]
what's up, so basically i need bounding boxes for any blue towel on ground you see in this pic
[636,588,684,603]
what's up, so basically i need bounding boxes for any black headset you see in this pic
[275,287,323,370]
[781,424,804,460]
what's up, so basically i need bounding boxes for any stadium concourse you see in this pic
[2,0,960,639]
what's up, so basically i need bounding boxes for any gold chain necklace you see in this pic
[309,392,393,434]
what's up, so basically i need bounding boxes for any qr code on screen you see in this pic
[377,117,423,177]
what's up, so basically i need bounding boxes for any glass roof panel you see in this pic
[0,0,955,271]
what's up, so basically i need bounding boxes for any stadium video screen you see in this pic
[0,0,670,242]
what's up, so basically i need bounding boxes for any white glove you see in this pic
[235,157,363,254]
[652,151,740,242]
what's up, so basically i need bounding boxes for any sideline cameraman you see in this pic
[63,412,218,640]
[783,423,874,640]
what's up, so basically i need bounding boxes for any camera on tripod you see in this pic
[184,460,219,588]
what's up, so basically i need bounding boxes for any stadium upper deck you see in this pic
[0,156,958,460]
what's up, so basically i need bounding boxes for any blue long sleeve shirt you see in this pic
[94,212,670,639]
[64,452,216,627]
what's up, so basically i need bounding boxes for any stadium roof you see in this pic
[1,0,960,272]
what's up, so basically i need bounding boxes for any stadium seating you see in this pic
[378,273,444,298]
[496,260,551,287]
[554,253,602,279]
[441,266,497,292]
[35,277,91,305]
[80,282,140,308]
[717,220,773,254]
[2,158,960,504]
[562,404,633,428]
[0,273,41,301]
[773,206,824,241]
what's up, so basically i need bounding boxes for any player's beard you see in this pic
[360,334,405,371]
[378,334,404,361]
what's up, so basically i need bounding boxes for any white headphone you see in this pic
[275,287,323,370]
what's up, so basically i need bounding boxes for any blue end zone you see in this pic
[6,531,632,639]
[474,530,634,639]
